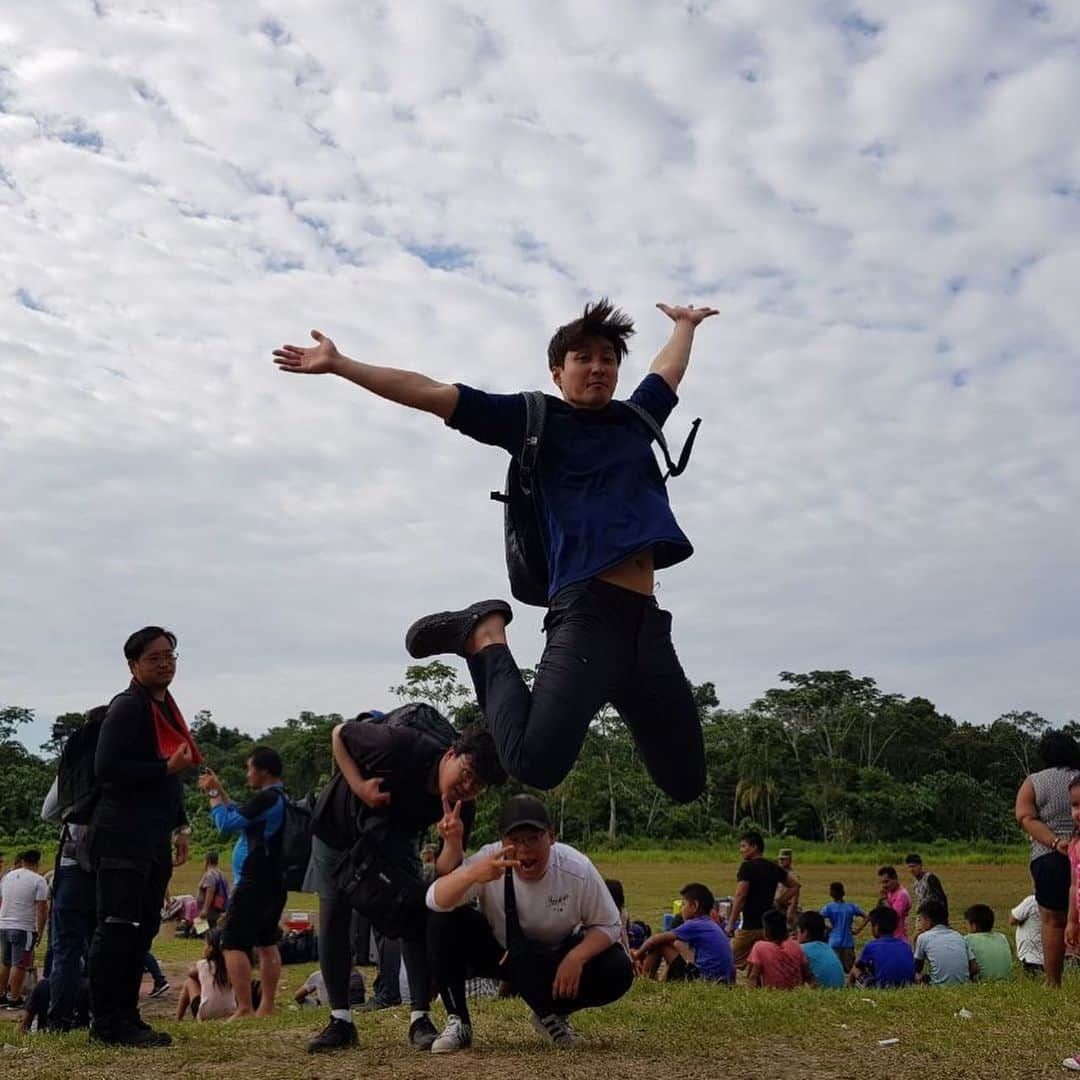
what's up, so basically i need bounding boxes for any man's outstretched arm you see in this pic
[273,330,460,420]
[649,303,718,392]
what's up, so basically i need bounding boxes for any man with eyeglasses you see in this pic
[304,710,506,1054]
[424,795,633,1053]
[87,626,200,1047]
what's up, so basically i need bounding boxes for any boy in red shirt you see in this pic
[747,911,813,989]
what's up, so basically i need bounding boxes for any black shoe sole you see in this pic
[405,600,513,659]
[308,1038,359,1053]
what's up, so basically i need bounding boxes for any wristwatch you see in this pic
[206,788,220,799]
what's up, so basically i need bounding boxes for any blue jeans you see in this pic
[47,864,95,1029]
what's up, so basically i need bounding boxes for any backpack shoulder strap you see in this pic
[518,391,547,496]
[622,400,701,480]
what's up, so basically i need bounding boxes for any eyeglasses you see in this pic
[141,650,179,665]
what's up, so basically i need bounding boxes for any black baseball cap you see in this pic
[498,794,552,834]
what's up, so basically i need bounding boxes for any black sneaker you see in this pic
[90,1023,171,1048]
[307,1018,358,1053]
[2,997,26,1011]
[148,981,171,999]
[405,599,513,658]
[409,1014,438,1051]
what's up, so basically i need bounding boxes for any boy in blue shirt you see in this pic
[821,881,867,972]
[632,883,734,983]
[796,911,845,988]
[848,907,915,988]
[274,300,717,803]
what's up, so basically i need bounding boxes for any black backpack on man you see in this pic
[491,392,701,606]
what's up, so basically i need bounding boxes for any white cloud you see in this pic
[2,0,1078,754]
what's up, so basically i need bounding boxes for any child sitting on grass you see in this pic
[796,911,845,988]
[747,910,813,989]
[963,904,1014,981]
[913,900,977,986]
[632,883,734,983]
[176,929,250,1021]
[820,881,867,972]
[848,907,914,988]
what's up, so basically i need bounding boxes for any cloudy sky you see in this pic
[2,0,1078,755]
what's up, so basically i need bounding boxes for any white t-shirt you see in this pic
[0,867,50,933]
[426,841,621,949]
[1010,895,1044,966]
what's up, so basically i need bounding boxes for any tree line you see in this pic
[1,665,1069,849]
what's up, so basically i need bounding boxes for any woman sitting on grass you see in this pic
[176,929,253,1021]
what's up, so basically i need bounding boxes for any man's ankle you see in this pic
[464,614,508,655]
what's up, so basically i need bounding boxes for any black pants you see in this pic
[468,578,705,802]
[47,864,95,1030]
[87,846,171,1035]
[313,836,430,1012]
[429,906,633,1026]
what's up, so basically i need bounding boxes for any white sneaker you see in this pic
[430,1015,472,1054]
[1063,1056,1080,1072]
[530,1012,584,1047]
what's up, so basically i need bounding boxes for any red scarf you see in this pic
[141,685,203,766]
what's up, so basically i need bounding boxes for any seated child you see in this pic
[796,911,845,988]
[747,910,812,989]
[295,967,365,1008]
[963,903,1013,981]
[176,929,240,1021]
[849,907,915,988]
[606,878,631,956]
[632,883,734,983]
[913,900,976,986]
[15,976,90,1034]
[820,881,867,972]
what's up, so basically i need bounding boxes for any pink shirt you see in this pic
[1069,840,1080,923]
[747,937,809,989]
[885,887,911,940]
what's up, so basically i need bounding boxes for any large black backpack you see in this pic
[276,790,316,892]
[57,708,109,825]
[360,702,458,747]
[491,392,702,606]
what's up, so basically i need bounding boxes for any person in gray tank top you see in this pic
[1015,731,1080,988]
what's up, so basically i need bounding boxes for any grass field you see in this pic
[3,850,1075,1078]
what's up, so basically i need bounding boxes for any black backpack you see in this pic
[491,392,702,606]
[276,790,316,892]
[360,702,458,747]
[57,709,108,825]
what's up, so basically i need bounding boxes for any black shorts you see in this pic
[221,876,287,951]
[1031,851,1070,913]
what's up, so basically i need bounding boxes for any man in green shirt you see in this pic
[964,904,1014,981]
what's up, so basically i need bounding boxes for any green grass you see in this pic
[3,851,1062,1077]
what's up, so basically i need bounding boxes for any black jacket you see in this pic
[90,680,188,861]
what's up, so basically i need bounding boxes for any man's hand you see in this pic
[197,767,220,793]
[355,776,391,810]
[552,950,585,1000]
[656,302,718,327]
[1067,919,1080,950]
[723,923,735,937]
[174,832,190,867]
[470,845,520,885]
[437,797,464,847]
[166,742,194,775]
[273,330,343,375]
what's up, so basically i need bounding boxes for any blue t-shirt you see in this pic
[673,916,735,982]
[821,900,865,949]
[801,940,845,988]
[210,783,286,884]
[857,936,916,988]
[447,374,693,597]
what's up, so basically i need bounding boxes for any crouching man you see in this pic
[425,795,633,1053]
